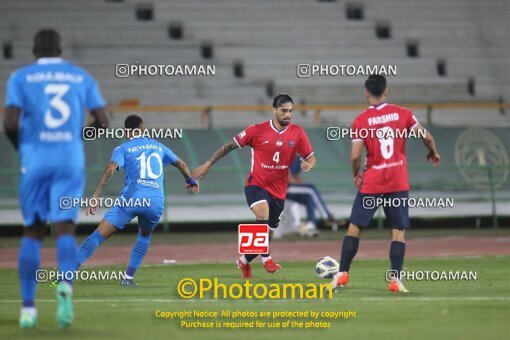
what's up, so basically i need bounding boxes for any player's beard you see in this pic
[279,118,290,126]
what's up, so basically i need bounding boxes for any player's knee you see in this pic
[346,223,362,237]
[391,228,405,242]
[23,222,47,240]
[97,219,118,238]
[54,221,76,237]
[253,210,269,221]
[139,228,152,237]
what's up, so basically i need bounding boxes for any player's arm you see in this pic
[192,138,239,180]
[413,124,441,166]
[173,159,199,193]
[300,154,316,172]
[351,141,364,188]
[88,107,109,129]
[87,161,118,215]
[85,75,109,129]
[3,106,21,150]
[297,129,316,172]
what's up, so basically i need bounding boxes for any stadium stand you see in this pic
[1,0,509,226]
[1,0,509,127]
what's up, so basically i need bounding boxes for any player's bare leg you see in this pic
[330,223,363,291]
[250,200,270,220]
[388,228,409,293]
[18,221,46,328]
[96,219,119,238]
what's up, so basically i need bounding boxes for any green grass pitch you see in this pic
[1,256,509,339]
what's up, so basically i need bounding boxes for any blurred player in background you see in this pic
[3,29,108,329]
[329,75,441,293]
[193,94,316,279]
[287,155,342,237]
[76,115,199,286]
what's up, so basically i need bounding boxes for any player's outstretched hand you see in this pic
[427,151,441,166]
[86,197,99,216]
[192,162,210,180]
[185,177,200,194]
[300,158,313,172]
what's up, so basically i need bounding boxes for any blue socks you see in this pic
[77,230,106,269]
[125,233,151,278]
[18,237,42,307]
[339,235,359,272]
[56,234,78,285]
[389,241,406,273]
[77,229,152,279]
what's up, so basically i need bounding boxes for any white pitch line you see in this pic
[0,299,213,303]
[1,296,509,303]
[360,296,510,302]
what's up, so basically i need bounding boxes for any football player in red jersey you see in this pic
[193,94,316,278]
[329,75,441,293]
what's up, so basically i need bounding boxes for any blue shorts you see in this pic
[349,190,410,229]
[104,197,164,233]
[244,185,285,230]
[20,166,84,226]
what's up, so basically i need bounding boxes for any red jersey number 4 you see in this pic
[238,224,269,254]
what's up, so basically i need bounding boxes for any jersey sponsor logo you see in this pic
[238,224,269,254]
[39,131,72,142]
[372,160,403,170]
[262,140,269,144]
[136,178,160,188]
[238,130,247,139]
[261,162,288,170]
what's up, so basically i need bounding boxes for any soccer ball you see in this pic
[315,256,339,279]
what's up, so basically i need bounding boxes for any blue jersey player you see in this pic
[3,29,108,329]
[76,115,199,286]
